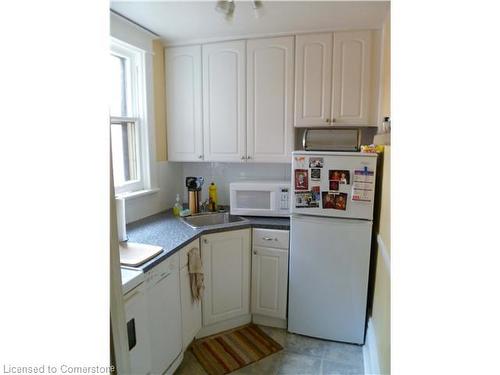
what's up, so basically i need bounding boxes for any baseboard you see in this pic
[363,318,381,375]
[196,314,252,338]
[252,314,287,329]
[165,351,183,375]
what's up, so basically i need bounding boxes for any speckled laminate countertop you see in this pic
[123,210,290,273]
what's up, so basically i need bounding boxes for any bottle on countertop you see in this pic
[208,182,218,212]
[381,116,391,134]
[173,193,182,217]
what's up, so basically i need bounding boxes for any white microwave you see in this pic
[229,181,291,217]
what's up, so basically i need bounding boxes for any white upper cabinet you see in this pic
[332,31,373,125]
[202,41,246,162]
[165,45,204,161]
[246,37,294,163]
[295,31,375,127]
[295,33,333,127]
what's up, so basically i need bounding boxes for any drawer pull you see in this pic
[262,237,274,241]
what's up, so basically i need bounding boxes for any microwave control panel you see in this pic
[279,188,289,210]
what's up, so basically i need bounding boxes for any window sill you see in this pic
[115,188,160,200]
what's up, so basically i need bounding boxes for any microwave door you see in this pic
[232,189,273,215]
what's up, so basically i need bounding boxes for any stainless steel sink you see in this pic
[181,212,248,229]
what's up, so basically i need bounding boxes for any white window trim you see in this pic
[111,37,153,196]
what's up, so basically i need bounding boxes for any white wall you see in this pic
[181,162,291,206]
[125,161,184,223]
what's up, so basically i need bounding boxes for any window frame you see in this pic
[110,38,151,196]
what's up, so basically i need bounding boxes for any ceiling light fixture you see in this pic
[215,0,264,20]
[252,1,263,18]
[215,0,235,20]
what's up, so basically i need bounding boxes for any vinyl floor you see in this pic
[174,325,364,375]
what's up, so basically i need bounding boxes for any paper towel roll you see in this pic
[116,198,127,242]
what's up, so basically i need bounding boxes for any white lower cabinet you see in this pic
[251,228,289,328]
[179,240,202,350]
[251,246,288,319]
[200,229,251,332]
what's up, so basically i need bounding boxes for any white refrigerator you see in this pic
[288,151,378,344]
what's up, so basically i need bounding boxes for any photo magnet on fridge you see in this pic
[294,156,307,169]
[322,192,335,209]
[333,193,348,210]
[294,169,308,190]
[311,186,321,202]
[329,180,339,191]
[309,157,324,168]
[329,170,350,184]
[311,168,321,181]
[295,192,317,208]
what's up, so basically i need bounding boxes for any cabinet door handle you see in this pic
[127,318,137,350]
[253,250,257,255]
[124,289,140,302]
[331,118,335,123]
[325,118,330,123]
[153,270,172,286]
[241,156,245,160]
[203,238,208,244]
[247,156,252,160]
[198,155,203,159]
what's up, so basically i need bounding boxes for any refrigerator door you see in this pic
[291,151,377,220]
[288,215,372,344]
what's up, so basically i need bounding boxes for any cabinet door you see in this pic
[294,33,333,127]
[165,45,204,161]
[201,229,251,326]
[180,265,202,350]
[251,246,288,319]
[247,37,294,163]
[332,31,373,125]
[202,41,246,162]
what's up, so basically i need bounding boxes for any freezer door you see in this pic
[291,151,377,220]
[288,215,372,344]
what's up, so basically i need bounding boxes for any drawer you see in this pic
[153,253,179,277]
[253,228,289,250]
[179,239,201,269]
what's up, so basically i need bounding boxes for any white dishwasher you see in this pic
[145,254,183,375]
[123,270,152,375]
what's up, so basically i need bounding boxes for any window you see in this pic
[110,39,149,195]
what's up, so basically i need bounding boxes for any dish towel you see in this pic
[188,247,204,301]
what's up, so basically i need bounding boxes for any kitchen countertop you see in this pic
[121,267,144,295]
[123,209,290,273]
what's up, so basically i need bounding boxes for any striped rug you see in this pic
[190,324,283,375]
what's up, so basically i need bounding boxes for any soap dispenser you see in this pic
[173,193,182,217]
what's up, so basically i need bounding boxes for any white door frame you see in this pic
[110,153,131,374]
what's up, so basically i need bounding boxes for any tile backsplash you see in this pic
[181,162,291,205]
[179,128,378,207]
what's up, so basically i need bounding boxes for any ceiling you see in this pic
[110,1,390,45]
